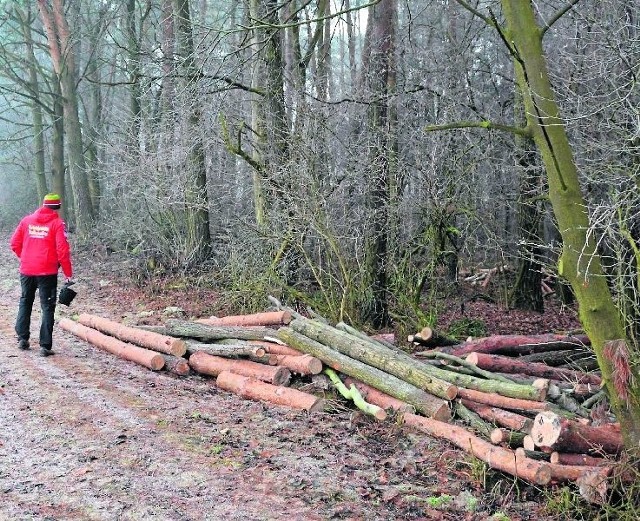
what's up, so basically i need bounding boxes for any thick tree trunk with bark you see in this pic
[277,327,450,420]
[188,351,290,385]
[165,320,271,341]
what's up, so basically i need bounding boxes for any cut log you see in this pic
[216,371,324,413]
[550,452,610,466]
[277,328,450,420]
[403,413,551,485]
[197,310,292,327]
[247,340,303,356]
[576,467,612,504]
[515,448,551,462]
[530,411,623,455]
[291,318,545,402]
[343,377,415,414]
[411,327,460,347]
[267,354,323,375]
[449,334,591,357]
[460,399,534,433]
[165,319,271,341]
[162,354,191,376]
[522,435,537,451]
[288,318,457,400]
[59,318,164,371]
[453,402,494,439]
[77,313,186,356]
[188,350,290,386]
[490,428,527,447]
[465,352,602,386]
[186,341,266,358]
[518,349,593,366]
[457,388,550,414]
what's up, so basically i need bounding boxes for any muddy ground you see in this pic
[0,232,583,520]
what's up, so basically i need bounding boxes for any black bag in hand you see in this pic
[58,281,77,306]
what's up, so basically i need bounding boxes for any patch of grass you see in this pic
[446,317,488,339]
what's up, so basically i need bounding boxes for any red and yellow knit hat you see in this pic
[43,193,61,209]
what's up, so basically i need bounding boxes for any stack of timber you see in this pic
[411,326,622,504]
[59,309,624,503]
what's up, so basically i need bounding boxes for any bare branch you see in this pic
[541,0,582,36]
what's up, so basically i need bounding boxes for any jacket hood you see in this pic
[33,207,60,224]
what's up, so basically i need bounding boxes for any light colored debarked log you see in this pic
[59,318,164,371]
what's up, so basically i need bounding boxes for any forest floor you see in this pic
[0,232,587,521]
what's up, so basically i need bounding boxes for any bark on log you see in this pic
[77,313,186,356]
[453,402,494,439]
[188,350,290,386]
[460,399,534,433]
[490,428,527,447]
[343,377,415,414]
[162,354,191,376]
[288,318,457,400]
[216,371,324,413]
[291,318,545,401]
[59,318,164,371]
[197,310,292,327]
[518,349,593,366]
[449,334,591,357]
[277,328,450,420]
[248,340,303,356]
[550,452,610,466]
[410,327,460,347]
[165,319,271,341]
[515,448,551,462]
[465,352,602,386]
[457,388,550,414]
[530,411,623,455]
[403,413,552,485]
[267,354,323,375]
[186,341,266,358]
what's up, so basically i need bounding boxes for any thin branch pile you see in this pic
[59,308,622,504]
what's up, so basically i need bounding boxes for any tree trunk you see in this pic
[59,319,164,371]
[186,341,266,358]
[500,0,640,447]
[216,371,325,413]
[188,351,290,386]
[77,314,186,356]
[277,327,450,420]
[460,398,534,433]
[449,333,590,357]
[164,319,271,341]
[198,311,292,327]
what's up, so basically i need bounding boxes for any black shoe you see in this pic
[18,339,30,350]
[39,348,54,357]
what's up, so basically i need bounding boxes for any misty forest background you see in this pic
[0,0,637,338]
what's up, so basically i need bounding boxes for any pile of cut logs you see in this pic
[58,305,622,504]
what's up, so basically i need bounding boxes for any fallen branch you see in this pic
[216,371,324,413]
[325,369,386,420]
[460,399,534,433]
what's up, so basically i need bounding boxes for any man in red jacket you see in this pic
[10,193,73,356]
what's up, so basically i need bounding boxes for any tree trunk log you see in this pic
[530,411,623,455]
[515,448,551,462]
[162,354,191,376]
[247,340,303,356]
[453,402,494,438]
[59,318,164,371]
[550,452,610,466]
[77,313,186,356]
[518,349,593,366]
[277,328,450,420]
[410,327,460,347]
[185,341,266,358]
[216,371,324,413]
[460,399,534,433]
[490,428,527,447]
[465,352,601,386]
[343,377,415,414]
[267,354,323,375]
[197,310,292,327]
[449,334,591,357]
[165,319,272,341]
[288,318,457,400]
[188,351,290,386]
[403,413,552,485]
[457,387,550,414]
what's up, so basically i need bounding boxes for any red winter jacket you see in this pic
[10,207,73,278]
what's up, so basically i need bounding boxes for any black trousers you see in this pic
[15,274,58,349]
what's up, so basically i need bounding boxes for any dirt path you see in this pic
[0,233,555,521]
